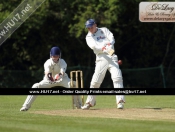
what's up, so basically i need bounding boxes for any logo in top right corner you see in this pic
[139,2,175,22]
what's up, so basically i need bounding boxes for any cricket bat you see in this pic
[107,49,115,56]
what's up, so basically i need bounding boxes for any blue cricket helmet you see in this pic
[85,19,95,28]
[50,46,61,56]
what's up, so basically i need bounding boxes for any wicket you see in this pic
[70,70,84,109]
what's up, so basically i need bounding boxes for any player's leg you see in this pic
[82,60,108,110]
[81,95,97,110]
[20,80,54,111]
[108,56,125,109]
[20,96,37,111]
[90,60,109,87]
[108,65,123,88]
[20,83,39,111]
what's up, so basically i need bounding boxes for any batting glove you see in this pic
[102,44,111,52]
[47,73,54,82]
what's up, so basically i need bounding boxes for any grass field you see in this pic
[0,95,175,132]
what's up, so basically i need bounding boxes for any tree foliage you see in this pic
[0,0,175,71]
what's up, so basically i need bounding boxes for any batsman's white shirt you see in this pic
[86,27,115,60]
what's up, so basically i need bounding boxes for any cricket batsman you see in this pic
[81,19,125,110]
[20,46,82,111]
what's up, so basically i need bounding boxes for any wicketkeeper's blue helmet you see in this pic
[50,46,61,56]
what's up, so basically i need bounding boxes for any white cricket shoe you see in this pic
[81,103,90,110]
[117,100,125,109]
[81,101,96,110]
[20,107,29,111]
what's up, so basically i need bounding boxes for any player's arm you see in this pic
[44,61,54,82]
[54,59,67,81]
[86,36,105,54]
[103,27,115,45]
[97,28,115,55]
[59,59,67,75]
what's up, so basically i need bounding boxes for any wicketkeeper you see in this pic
[20,46,82,111]
[81,19,125,110]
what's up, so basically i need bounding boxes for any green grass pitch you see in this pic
[0,95,175,132]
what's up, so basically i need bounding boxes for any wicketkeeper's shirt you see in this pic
[43,58,67,80]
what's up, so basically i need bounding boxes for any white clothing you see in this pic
[35,58,70,88]
[44,58,67,81]
[86,27,115,60]
[85,27,125,106]
[20,58,82,110]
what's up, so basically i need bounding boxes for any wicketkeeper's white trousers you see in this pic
[21,74,82,109]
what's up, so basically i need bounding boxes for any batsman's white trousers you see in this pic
[85,54,125,106]
[21,73,81,109]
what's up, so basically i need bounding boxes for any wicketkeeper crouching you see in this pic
[20,46,82,111]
